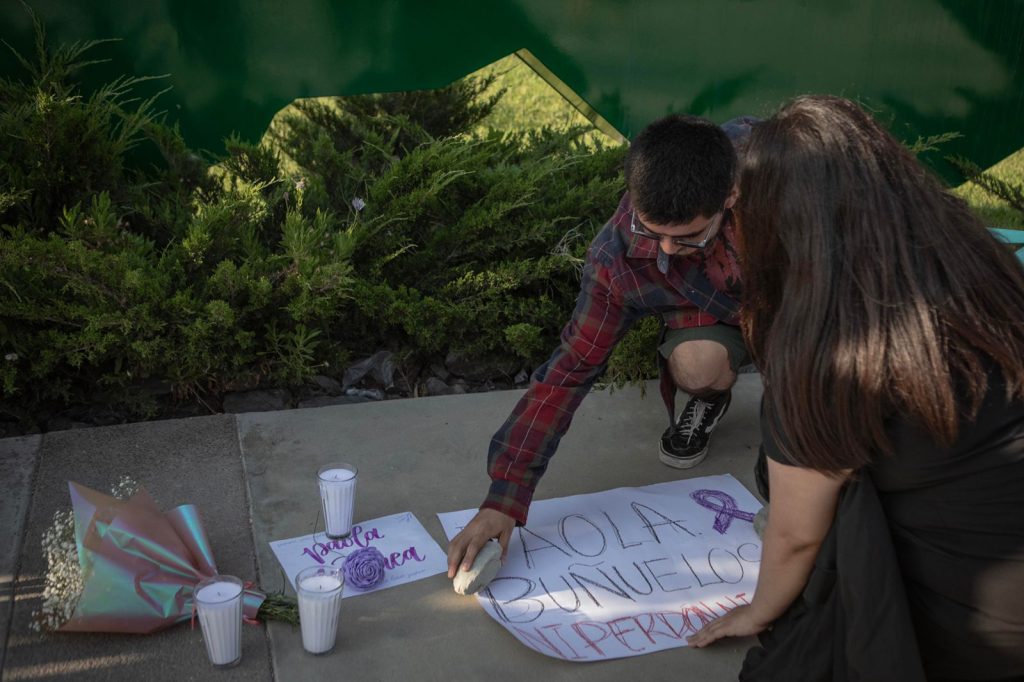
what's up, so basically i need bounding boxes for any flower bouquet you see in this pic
[33,477,296,633]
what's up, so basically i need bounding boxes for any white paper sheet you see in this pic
[270,511,446,597]
[438,474,763,661]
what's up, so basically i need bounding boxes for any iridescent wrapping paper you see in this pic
[59,482,265,633]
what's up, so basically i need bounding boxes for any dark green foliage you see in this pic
[337,129,624,365]
[0,19,353,424]
[0,10,168,234]
[905,131,963,156]
[0,193,170,413]
[603,316,662,394]
[0,16,640,429]
[504,323,547,361]
[267,76,503,217]
[265,84,630,384]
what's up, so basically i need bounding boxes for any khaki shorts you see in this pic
[657,323,751,373]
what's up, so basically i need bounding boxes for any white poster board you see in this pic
[438,475,762,661]
[270,511,446,597]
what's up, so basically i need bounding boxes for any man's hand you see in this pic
[685,605,768,648]
[446,508,516,579]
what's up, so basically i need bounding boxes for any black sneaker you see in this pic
[659,391,732,469]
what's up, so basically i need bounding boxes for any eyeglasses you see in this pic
[629,209,723,250]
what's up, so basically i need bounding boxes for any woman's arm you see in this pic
[688,457,847,647]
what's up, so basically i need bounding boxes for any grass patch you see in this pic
[469,54,621,148]
[954,147,1024,229]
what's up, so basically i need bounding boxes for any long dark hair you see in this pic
[739,95,1024,471]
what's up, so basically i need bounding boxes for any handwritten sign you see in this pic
[438,475,762,661]
[270,511,446,597]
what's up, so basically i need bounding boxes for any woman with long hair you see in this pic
[687,95,1024,680]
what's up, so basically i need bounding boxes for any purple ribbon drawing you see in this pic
[690,489,756,534]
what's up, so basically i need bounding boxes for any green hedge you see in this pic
[0,18,657,429]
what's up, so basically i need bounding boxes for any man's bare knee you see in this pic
[668,340,736,394]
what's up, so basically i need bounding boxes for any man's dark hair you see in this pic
[624,114,736,224]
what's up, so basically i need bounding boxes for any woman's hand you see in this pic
[687,457,847,650]
[686,605,769,648]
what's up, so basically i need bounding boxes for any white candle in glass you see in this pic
[297,566,345,655]
[318,464,358,538]
[194,575,244,667]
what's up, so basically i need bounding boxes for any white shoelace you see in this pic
[677,399,709,444]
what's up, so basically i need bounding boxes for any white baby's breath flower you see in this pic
[30,476,138,633]
[31,508,82,632]
[110,476,140,500]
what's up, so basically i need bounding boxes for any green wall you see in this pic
[3,0,1023,173]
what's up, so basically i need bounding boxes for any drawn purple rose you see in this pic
[342,547,386,589]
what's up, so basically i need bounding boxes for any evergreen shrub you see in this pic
[0,15,659,430]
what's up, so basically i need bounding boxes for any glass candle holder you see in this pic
[194,575,244,667]
[296,565,345,655]
[318,464,358,539]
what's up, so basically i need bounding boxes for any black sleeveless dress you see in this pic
[753,365,1024,681]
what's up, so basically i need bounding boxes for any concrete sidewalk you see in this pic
[1,374,765,682]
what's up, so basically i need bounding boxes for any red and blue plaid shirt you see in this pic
[483,190,744,524]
